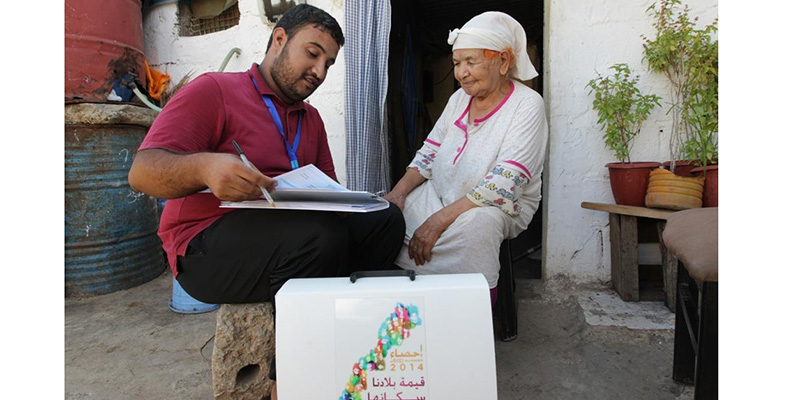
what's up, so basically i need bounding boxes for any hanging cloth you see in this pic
[344,0,392,193]
[401,24,420,159]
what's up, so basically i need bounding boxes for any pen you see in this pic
[231,140,275,206]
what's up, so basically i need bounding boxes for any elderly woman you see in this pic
[383,12,548,303]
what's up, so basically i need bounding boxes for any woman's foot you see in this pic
[270,381,277,400]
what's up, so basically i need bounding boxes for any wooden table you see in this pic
[581,202,678,311]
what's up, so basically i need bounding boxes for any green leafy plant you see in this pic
[587,63,662,163]
[642,0,718,169]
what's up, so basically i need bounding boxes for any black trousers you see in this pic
[176,204,405,304]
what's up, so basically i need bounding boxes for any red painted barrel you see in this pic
[65,0,145,102]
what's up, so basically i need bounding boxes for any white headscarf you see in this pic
[447,11,538,81]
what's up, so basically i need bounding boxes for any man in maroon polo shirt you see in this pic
[129,5,404,307]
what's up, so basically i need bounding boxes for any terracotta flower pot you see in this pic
[690,165,718,207]
[645,169,705,210]
[605,162,662,207]
[661,160,696,177]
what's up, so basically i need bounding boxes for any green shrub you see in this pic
[587,63,661,163]
[643,0,718,169]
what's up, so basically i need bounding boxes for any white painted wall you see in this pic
[542,0,718,284]
[142,0,348,184]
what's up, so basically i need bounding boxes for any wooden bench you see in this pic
[581,202,678,311]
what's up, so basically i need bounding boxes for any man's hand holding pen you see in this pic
[201,153,277,202]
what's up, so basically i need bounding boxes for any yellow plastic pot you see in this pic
[645,168,705,210]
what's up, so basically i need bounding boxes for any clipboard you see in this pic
[220,189,390,213]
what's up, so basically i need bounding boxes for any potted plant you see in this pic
[681,14,718,207]
[642,0,718,208]
[587,63,662,207]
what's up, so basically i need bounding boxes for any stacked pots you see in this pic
[605,161,717,210]
[645,168,705,210]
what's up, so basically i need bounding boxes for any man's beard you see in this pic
[271,49,317,103]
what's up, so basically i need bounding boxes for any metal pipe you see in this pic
[130,47,243,112]
[218,48,242,72]
[130,85,163,113]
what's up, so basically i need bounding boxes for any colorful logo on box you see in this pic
[338,302,422,400]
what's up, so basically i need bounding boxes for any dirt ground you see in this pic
[65,271,692,399]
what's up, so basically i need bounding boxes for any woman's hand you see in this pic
[407,197,481,266]
[384,168,427,212]
[382,189,406,211]
[408,213,449,266]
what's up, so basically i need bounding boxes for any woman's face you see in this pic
[452,49,506,98]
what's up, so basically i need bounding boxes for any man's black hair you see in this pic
[266,4,345,51]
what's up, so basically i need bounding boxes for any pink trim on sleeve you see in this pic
[504,159,532,179]
[424,138,441,147]
[474,81,515,124]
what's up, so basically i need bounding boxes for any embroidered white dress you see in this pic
[395,81,548,288]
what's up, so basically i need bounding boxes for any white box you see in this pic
[275,273,498,400]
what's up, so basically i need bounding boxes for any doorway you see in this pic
[386,0,546,278]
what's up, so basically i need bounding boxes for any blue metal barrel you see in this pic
[65,103,164,297]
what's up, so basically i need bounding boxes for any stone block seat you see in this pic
[662,207,718,399]
[211,303,275,400]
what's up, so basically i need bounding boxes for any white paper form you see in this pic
[273,164,348,191]
[198,165,345,194]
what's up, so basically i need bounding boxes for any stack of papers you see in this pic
[219,165,390,213]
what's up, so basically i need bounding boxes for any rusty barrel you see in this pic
[65,103,163,297]
[65,0,145,101]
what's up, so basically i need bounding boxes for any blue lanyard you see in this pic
[251,77,303,170]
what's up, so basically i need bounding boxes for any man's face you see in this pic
[271,24,340,103]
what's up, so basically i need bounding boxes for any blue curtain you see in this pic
[344,0,392,193]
